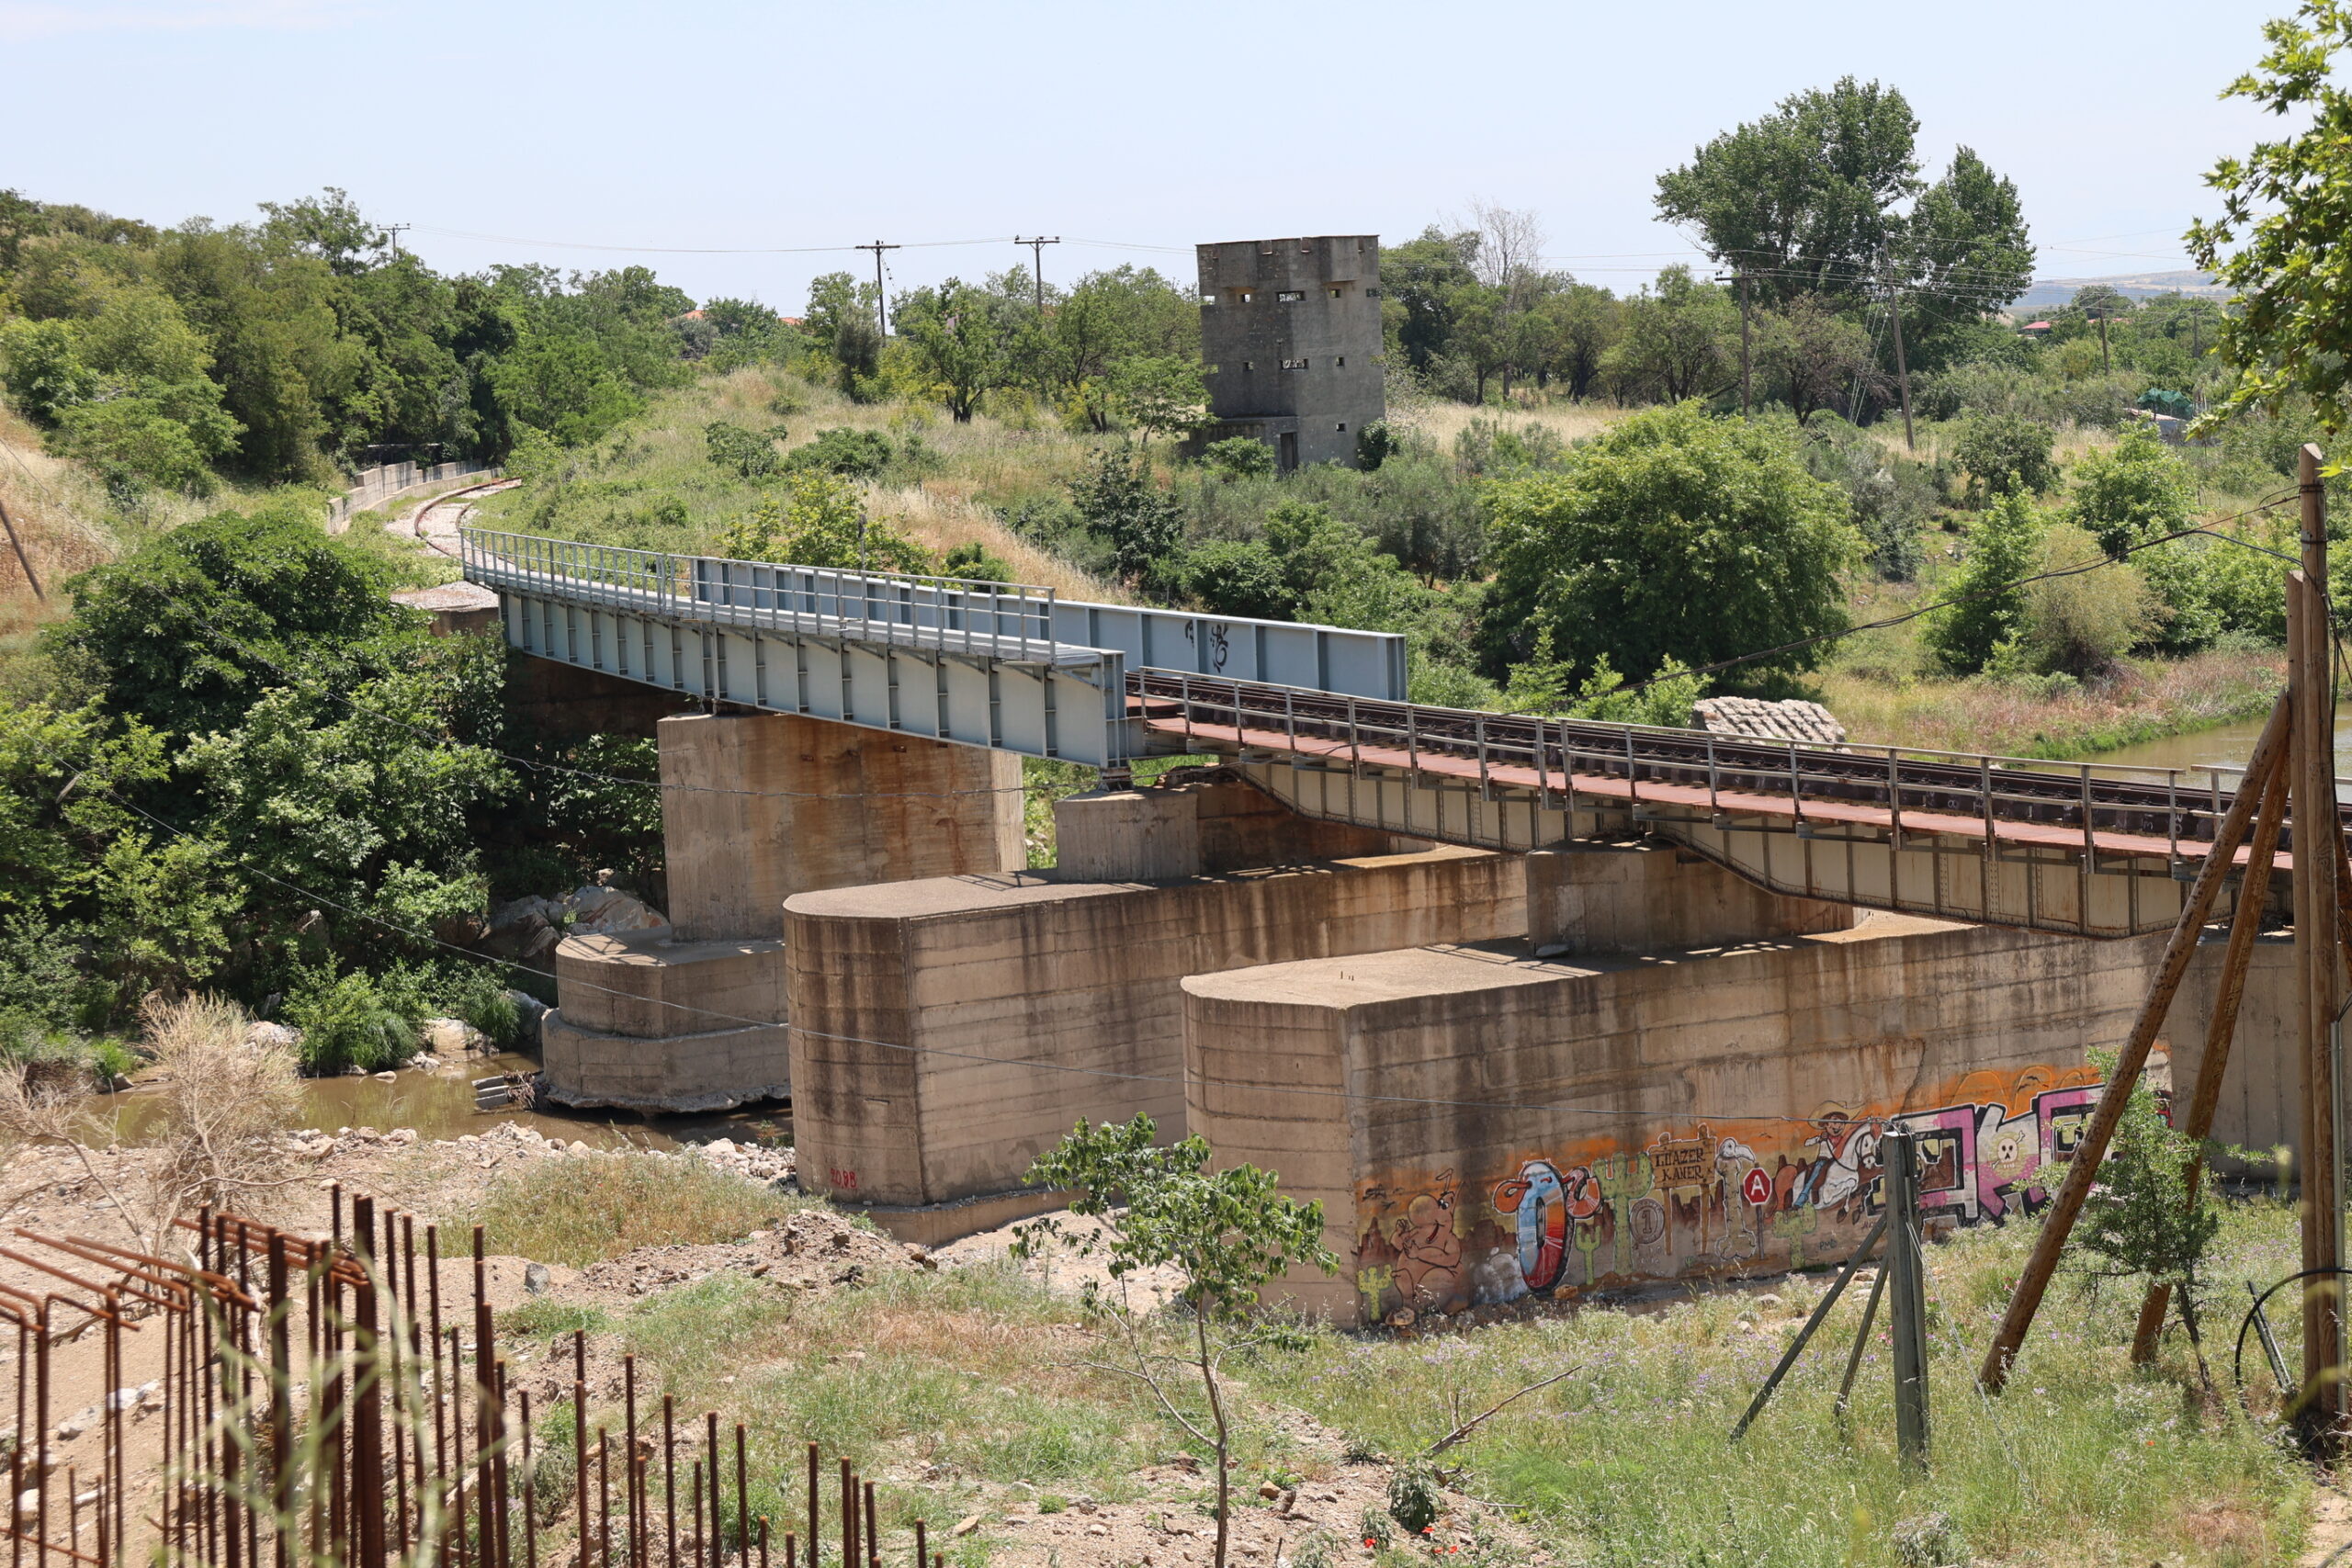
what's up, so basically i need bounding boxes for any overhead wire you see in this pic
[88,784,1883,1132]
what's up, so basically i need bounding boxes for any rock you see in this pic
[565,885,668,935]
[951,1516,982,1538]
[1755,1293,1783,1309]
[13,1491,31,1528]
[421,1019,491,1058]
[387,1128,417,1145]
[1257,1483,1280,1500]
[1085,1524,1108,1537]
[244,1021,302,1052]
[524,1262,551,1296]
[1385,1307,1417,1328]
[373,1071,398,1083]
[107,1383,155,1413]
[504,989,548,1048]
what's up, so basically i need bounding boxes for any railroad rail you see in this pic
[1130,671,2318,938]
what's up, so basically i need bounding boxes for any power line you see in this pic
[92,786,1863,1131]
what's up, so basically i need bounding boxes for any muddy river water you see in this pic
[94,1051,788,1152]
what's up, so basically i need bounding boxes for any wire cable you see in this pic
[96,787,1853,1132]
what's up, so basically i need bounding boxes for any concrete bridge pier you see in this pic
[541,710,1023,1111]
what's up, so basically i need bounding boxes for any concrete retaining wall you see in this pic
[784,846,1528,1209]
[1183,913,2294,1325]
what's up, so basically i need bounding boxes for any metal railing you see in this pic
[462,529,1063,661]
[1134,671,2339,865]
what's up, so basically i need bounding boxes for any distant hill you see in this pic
[2014,270,2227,310]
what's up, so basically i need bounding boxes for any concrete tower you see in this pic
[1195,234,1384,471]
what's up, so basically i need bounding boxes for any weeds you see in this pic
[470,1151,798,1265]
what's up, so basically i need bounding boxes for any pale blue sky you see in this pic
[0,0,2297,310]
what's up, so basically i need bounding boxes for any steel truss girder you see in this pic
[1239,760,2189,939]
[496,589,1134,767]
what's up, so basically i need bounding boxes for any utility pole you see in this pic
[1883,1130,1931,1468]
[2292,439,2345,1448]
[385,222,412,256]
[1888,288,1917,453]
[0,496,42,600]
[1715,265,1752,418]
[2098,310,2112,376]
[855,241,899,341]
[1012,235,1059,313]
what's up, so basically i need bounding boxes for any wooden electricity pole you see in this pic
[1980,693,2292,1392]
[2292,438,2345,1440]
[0,496,41,600]
[1737,268,1752,420]
[1012,235,1059,313]
[1888,289,1917,454]
[855,241,899,341]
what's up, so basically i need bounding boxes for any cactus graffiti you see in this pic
[1592,1151,1651,1276]
[1354,1059,2130,1321]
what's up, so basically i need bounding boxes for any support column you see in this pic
[544,711,1022,1112]
[661,712,1023,938]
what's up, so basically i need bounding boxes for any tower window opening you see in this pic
[1276,289,1305,302]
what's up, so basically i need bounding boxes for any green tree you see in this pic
[1480,403,1859,686]
[1925,490,2044,673]
[1954,412,2058,502]
[1069,442,1184,588]
[1895,148,2036,367]
[1759,292,1887,423]
[1015,1116,1334,1568]
[896,277,1012,423]
[1604,266,1736,401]
[488,332,642,446]
[1182,540,1292,620]
[703,421,788,480]
[2189,1,2352,434]
[2071,1049,2226,1392]
[1656,77,1922,302]
[1107,355,1209,447]
[53,499,406,739]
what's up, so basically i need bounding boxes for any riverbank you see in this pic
[0,1118,2313,1566]
[1820,646,2287,759]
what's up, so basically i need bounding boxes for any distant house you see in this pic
[2019,321,2054,338]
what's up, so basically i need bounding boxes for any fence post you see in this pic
[1883,1129,1931,1468]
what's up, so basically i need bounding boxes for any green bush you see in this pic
[943,540,1012,583]
[1954,412,2057,503]
[1201,436,1274,480]
[281,966,418,1075]
[785,426,892,479]
[1927,491,2043,674]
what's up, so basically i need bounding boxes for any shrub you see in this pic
[281,965,418,1075]
[703,421,788,479]
[1355,420,1400,470]
[944,540,1012,583]
[1954,413,2057,503]
[1201,436,1275,480]
[1183,539,1293,621]
[1386,1460,1445,1535]
[785,426,892,479]
[2016,522,2158,678]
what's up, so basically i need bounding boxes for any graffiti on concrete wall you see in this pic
[1351,1059,2141,1323]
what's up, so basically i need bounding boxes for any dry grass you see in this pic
[1819,648,2286,759]
[133,991,301,1232]
[471,1151,802,1266]
[1391,396,1626,453]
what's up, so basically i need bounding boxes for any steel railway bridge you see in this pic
[464,528,2320,940]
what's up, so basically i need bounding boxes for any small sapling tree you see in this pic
[1015,1116,1335,1568]
[2071,1050,2225,1393]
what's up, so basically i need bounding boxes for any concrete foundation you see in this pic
[1182,912,2295,1325]
[783,846,1527,1210]
[1524,841,1852,955]
[538,711,1023,1111]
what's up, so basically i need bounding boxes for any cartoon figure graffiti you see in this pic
[1391,1190,1463,1310]
[1492,1160,1569,1292]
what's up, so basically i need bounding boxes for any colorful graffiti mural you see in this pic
[1351,1060,2146,1322]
